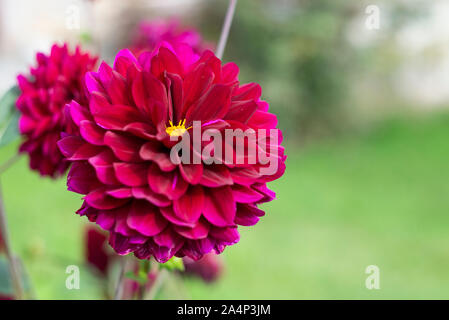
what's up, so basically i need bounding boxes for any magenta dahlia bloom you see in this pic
[183,253,224,283]
[0,294,14,300]
[132,19,211,56]
[85,225,111,276]
[16,43,97,177]
[58,43,285,262]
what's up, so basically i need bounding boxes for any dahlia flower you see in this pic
[16,43,97,177]
[59,43,285,262]
[183,253,223,283]
[0,294,13,300]
[85,225,111,276]
[132,19,211,56]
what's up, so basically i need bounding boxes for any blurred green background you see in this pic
[1,0,449,299]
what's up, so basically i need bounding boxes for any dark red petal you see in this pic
[232,83,262,101]
[79,120,105,146]
[251,183,276,203]
[106,70,129,105]
[126,200,168,237]
[185,84,231,125]
[173,186,204,224]
[247,110,278,129]
[96,211,116,230]
[202,186,236,227]
[147,164,188,200]
[104,131,143,162]
[235,203,264,226]
[132,187,171,207]
[140,141,176,172]
[160,206,195,228]
[69,100,92,126]
[88,150,120,185]
[85,72,104,94]
[106,188,133,199]
[67,162,101,194]
[224,100,258,124]
[230,167,261,186]
[109,232,138,255]
[200,165,233,187]
[231,184,265,203]
[174,218,210,240]
[114,162,148,187]
[85,188,129,210]
[182,62,214,114]
[123,122,157,140]
[113,49,139,76]
[209,227,240,245]
[90,92,141,130]
[153,227,183,249]
[180,163,203,184]
[222,62,239,83]
[58,135,84,158]
[151,47,183,78]
[165,72,183,122]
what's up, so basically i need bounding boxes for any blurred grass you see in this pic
[1,112,449,299]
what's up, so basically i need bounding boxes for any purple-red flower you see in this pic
[183,253,223,283]
[131,19,211,56]
[85,225,111,276]
[16,43,97,177]
[58,43,285,262]
[0,294,14,300]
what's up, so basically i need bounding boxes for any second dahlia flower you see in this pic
[183,253,223,283]
[59,43,285,262]
[16,44,97,177]
[85,226,111,276]
[131,19,211,56]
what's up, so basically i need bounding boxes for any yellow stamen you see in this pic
[165,119,191,137]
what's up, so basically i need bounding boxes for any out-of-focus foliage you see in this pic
[199,0,428,140]
[0,86,20,147]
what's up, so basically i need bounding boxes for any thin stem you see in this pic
[0,180,24,299]
[113,257,128,300]
[215,0,238,60]
[0,154,20,176]
[145,268,168,300]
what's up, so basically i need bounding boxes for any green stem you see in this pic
[113,257,128,300]
[0,154,20,175]
[215,0,238,60]
[0,179,24,299]
[145,268,168,300]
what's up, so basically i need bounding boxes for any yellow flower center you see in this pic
[165,119,191,137]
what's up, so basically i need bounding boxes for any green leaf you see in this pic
[0,109,20,147]
[0,86,20,126]
[159,257,184,272]
[0,255,31,298]
[0,256,14,295]
[0,86,20,148]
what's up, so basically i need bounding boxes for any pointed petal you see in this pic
[173,186,204,224]
[126,200,168,236]
[203,186,236,227]
[104,131,143,162]
[113,162,148,187]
